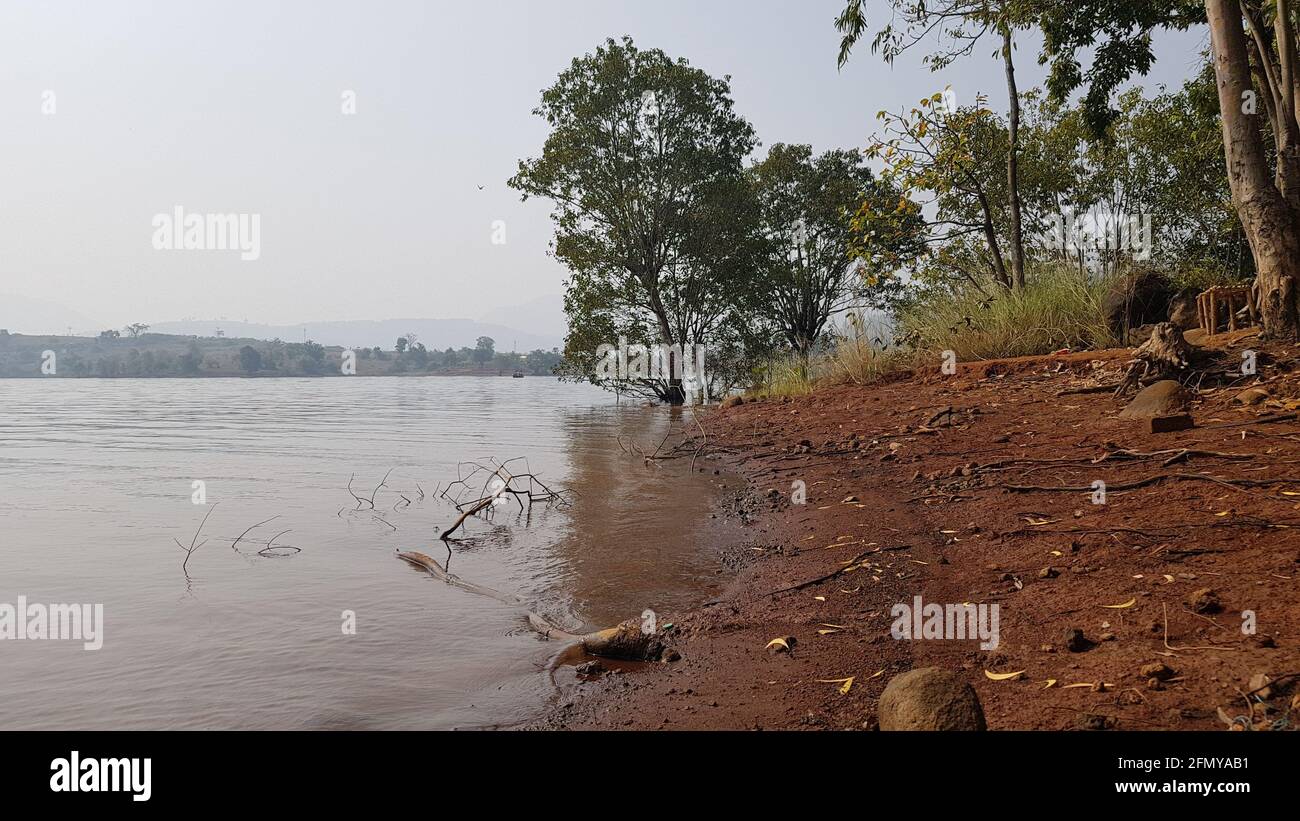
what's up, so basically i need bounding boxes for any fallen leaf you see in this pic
[765,638,789,651]
[813,596,826,601]
[868,669,885,679]
[815,676,854,695]
[1102,598,1136,609]
[984,669,1025,681]
[1043,679,1057,689]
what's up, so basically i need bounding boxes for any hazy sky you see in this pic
[0,0,1207,333]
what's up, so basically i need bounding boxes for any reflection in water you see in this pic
[0,377,726,729]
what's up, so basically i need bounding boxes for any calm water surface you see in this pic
[0,377,726,729]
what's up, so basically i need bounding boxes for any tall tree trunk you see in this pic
[1208,0,1300,339]
[1001,25,1026,290]
[643,274,686,405]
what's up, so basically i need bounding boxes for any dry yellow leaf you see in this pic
[815,676,854,695]
[765,638,789,651]
[984,669,1025,681]
[814,596,826,601]
[868,669,885,679]
[1043,679,1057,689]
[1102,598,1136,609]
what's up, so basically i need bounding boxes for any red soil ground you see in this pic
[540,330,1300,730]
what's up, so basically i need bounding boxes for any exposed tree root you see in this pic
[396,551,664,660]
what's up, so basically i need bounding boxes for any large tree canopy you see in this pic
[1036,1,1300,339]
[510,36,759,402]
[747,143,920,355]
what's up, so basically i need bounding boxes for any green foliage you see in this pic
[510,36,762,403]
[749,143,922,353]
[1037,1,1205,137]
[238,345,262,374]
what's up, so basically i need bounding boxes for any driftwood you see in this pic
[1115,322,1194,397]
[437,458,572,540]
[397,551,664,660]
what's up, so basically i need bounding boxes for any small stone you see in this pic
[1076,713,1113,730]
[1038,566,1060,579]
[1187,587,1221,614]
[1064,628,1090,653]
[1098,632,1115,642]
[842,495,859,503]
[1234,388,1269,406]
[1146,677,1165,691]
[662,649,682,663]
[1140,662,1175,681]
[1119,380,1191,419]
[1248,673,1273,700]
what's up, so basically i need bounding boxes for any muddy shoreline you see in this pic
[537,338,1300,730]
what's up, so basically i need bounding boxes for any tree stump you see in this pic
[1115,322,1193,397]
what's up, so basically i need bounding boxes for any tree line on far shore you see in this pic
[0,328,561,378]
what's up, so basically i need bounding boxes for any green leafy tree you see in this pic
[238,345,262,374]
[1037,0,1300,338]
[509,36,759,403]
[748,143,922,355]
[837,0,1042,289]
[473,336,495,368]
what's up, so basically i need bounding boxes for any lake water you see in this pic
[0,377,726,729]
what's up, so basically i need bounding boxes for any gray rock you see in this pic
[1167,287,1200,330]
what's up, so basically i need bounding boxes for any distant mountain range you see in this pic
[1,293,567,352]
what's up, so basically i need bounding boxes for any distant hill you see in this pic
[0,294,103,336]
[148,317,562,352]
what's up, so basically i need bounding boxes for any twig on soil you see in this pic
[1162,603,1240,653]
[767,546,909,597]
